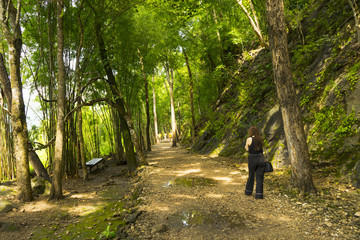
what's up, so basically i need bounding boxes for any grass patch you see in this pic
[31,201,125,240]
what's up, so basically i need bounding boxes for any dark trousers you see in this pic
[245,153,265,199]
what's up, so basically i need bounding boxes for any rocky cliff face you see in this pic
[190,0,360,188]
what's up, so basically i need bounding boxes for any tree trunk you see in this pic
[138,109,145,151]
[348,0,360,43]
[112,108,125,164]
[28,144,51,182]
[139,52,151,151]
[0,0,33,202]
[50,0,66,200]
[0,53,11,110]
[265,0,316,193]
[168,68,177,147]
[75,0,87,180]
[92,16,147,168]
[77,108,87,179]
[236,0,268,47]
[152,76,160,143]
[144,71,151,151]
[0,52,15,181]
[47,1,56,172]
[183,50,196,139]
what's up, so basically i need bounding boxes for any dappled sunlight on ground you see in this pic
[70,204,104,216]
[179,162,201,168]
[170,194,198,200]
[159,146,171,149]
[211,176,233,184]
[147,156,174,161]
[0,162,131,240]
[205,193,223,199]
[154,206,170,212]
[22,200,55,213]
[174,168,202,176]
[69,192,98,200]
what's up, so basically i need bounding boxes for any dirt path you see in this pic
[1,142,359,239]
[130,142,360,239]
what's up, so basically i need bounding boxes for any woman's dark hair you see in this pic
[248,126,263,151]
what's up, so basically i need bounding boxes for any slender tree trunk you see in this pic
[177,101,181,139]
[75,0,87,180]
[92,16,147,168]
[236,0,268,47]
[138,108,145,151]
[212,8,225,65]
[348,0,360,43]
[168,68,177,147]
[77,108,87,179]
[47,1,56,172]
[139,52,151,151]
[0,0,33,202]
[144,72,151,151]
[0,93,15,180]
[50,0,66,200]
[112,109,125,164]
[265,0,316,193]
[0,52,15,181]
[152,76,160,143]
[0,53,11,110]
[212,8,222,44]
[296,1,305,45]
[183,50,196,139]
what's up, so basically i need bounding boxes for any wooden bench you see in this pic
[86,158,104,173]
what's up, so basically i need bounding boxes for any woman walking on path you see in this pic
[244,126,265,199]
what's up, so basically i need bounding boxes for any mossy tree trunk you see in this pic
[265,0,316,194]
[0,0,33,201]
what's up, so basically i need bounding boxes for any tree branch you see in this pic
[15,0,20,26]
[80,76,105,94]
[64,97,118,122]
[0,104,11,116]
[30,136,56,152]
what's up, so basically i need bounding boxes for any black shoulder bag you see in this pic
[263,148,273,173]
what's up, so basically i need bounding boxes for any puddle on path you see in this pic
[164,177,218,188]
[169,209,246,229]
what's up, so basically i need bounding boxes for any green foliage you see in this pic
[99,225,116,239]
[346,61,360,90]
[309,106,359,164]
[292,36,330,67]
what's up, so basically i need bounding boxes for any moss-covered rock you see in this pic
[31,176,46,195]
